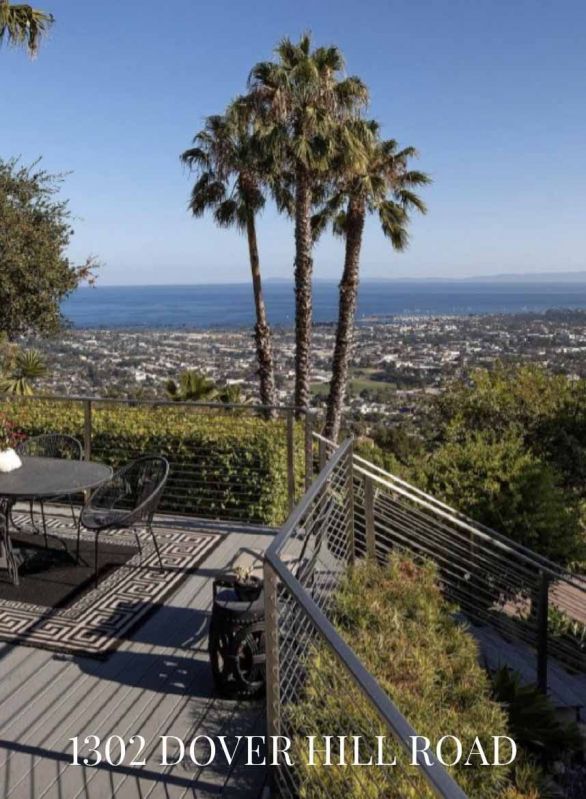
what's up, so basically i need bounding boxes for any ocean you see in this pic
[60,280,586,329]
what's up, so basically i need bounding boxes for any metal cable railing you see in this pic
[310,431,586,683]
[309,431,585,690]
[264,439,468,799]
[306,434,586,692]
[347,446,586,688]
[1,395,319,525]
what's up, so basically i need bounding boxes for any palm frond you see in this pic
[332,210,349,238]
[189,173,226,217]
[0,1,53,56]
[395,188,428,214]
[335,76,369,111]
[213,198,239,229]
[379,201,410,251]
[400,169,432,187]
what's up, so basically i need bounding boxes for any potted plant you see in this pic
[0,412,23,473]
[232,564,263,602]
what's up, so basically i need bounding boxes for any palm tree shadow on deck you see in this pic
[77,647,214,698]
[117,604,211,650]
[74,604,215,697]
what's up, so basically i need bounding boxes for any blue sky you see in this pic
[3,0,585,285]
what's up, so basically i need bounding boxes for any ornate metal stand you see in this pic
[208,575,265,699]
[0,498,19,586]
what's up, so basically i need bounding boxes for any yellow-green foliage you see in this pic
[3,399,304,525]
[287,557,542,798]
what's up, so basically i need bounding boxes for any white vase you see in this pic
[0,448,22,473]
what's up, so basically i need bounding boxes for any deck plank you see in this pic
[0,511,272,799]
[471,622,586,719]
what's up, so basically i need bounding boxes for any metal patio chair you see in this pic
[78,455,169,586]
[15,433,84,545]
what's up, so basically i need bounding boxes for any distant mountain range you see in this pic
[264,271,586,285]
[442,271,586,284]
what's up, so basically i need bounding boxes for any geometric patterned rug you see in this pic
[0,511,221,657]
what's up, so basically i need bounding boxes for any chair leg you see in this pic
[27,500,41,535]
[94,531,101,588]
[39,501,49,548]
[69,496,77,527]
[76,513,82,559]
[148,523,163,571]
[75,515,86,565]
[133,528,142,562]
[9,505,23,532]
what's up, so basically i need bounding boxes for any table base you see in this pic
[0,499,19,586]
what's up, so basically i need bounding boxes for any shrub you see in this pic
[287,557,543,798]
[416,427,584,566]
[433,364,586,492]
[490,667,583,765]
[3,399,305,525]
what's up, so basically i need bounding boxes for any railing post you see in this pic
[263,559,280,786]
[286,410,295,513]
[83,399,92,461]
[364,475,376,560]
[304,411,313,491]
[318,436,328,471]
[536,570,550,695]
[347,440,355,565]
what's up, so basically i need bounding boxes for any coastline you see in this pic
[60,281,586,331]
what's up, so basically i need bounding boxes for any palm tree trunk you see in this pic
[294,165,314,412]
[324,197,366,442]
[245,211,277,414]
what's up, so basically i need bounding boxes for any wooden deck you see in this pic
[0,512,273,799]
[471,622,586,722]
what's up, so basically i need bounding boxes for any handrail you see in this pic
[2,393,315,523]
[313,432,584,592]
[267,437,353,559]
[2,392,314,415]
[266,551,469,799]
[353,462,586,592]
[265,438,469,799]
[313,431,585,695]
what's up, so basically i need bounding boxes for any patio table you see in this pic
[0,456,113,586]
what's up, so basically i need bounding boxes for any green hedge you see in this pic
[287,557,544,799]
[3,399,305,525]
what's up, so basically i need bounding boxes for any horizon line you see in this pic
[76,269,586,289]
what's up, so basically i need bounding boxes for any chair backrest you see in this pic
[88,456,170,526]
[17,433,83,461]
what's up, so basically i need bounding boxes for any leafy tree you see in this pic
[0,0,52,55]
[313,120,429,440]
[433,364,586,492]
[417,426,584,565]
[370,422,425,465]
[0,346,48,394]
[165,371,218,402]
[248,34,368,411]
[182,107,277,411]
[0,159,97,340]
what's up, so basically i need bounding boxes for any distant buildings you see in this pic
[25,310,586,425]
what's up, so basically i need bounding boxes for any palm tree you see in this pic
[0,348,48,395]
[165,371,218,402]
[181,107,277,413]
[248,34,368,412]
[318,122,430,441]
[0,1,53,55]
[218,384,251,405]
